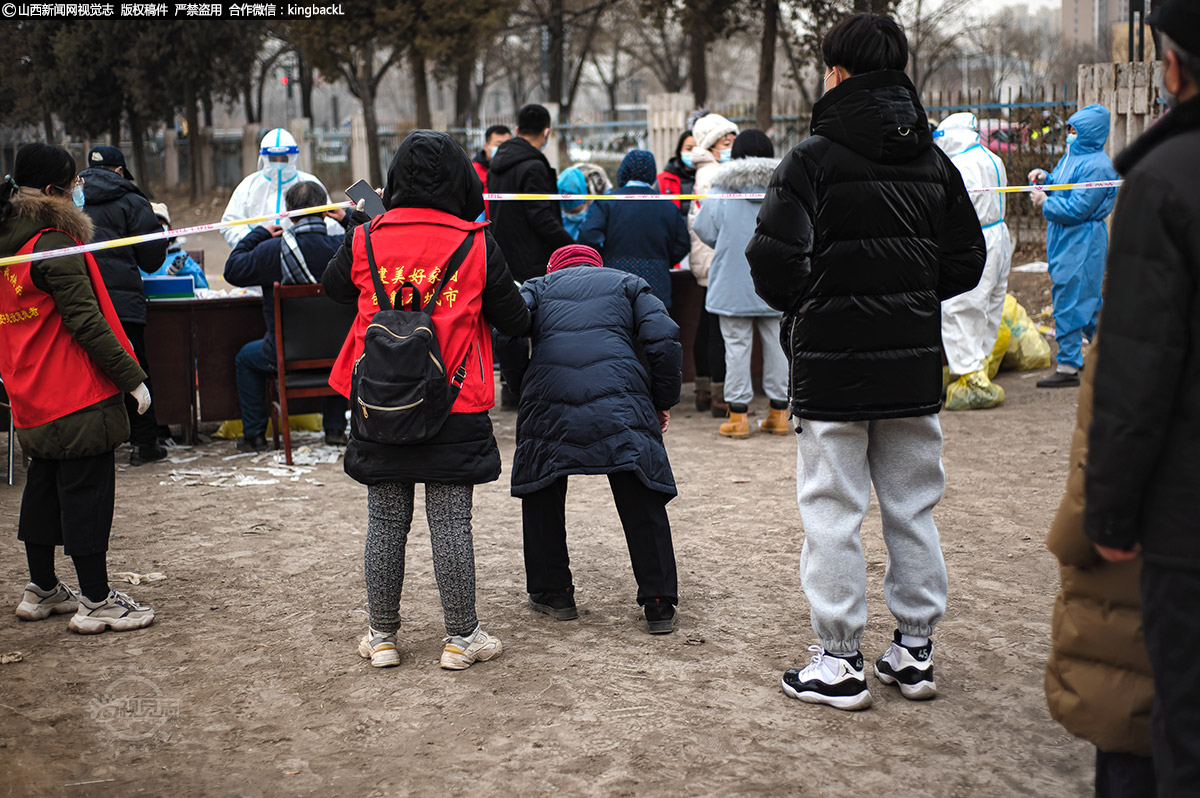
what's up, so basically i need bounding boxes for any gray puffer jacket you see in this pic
[692,156,781,317]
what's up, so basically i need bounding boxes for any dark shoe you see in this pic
[644,598,676,634]
[237,434,269,453]
[1037,371,1080,388]
[529,588,578,620]
[695,390,712,412]
[710,399,729,418]
[324,430,348,447]
[129,444,167,466]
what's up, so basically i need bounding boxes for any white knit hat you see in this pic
[692,113,739,152]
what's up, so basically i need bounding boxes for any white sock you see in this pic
[1056,365,1079,375]
[900,634,929,648]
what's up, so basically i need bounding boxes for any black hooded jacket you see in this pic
[1084,96,1200,566]
[745,70,985,421]
[485,136,575,282]
[80,167,168,326]
[323,130,529,485]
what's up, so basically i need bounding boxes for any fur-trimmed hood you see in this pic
[7,190,94,243]
[708,157,780,197]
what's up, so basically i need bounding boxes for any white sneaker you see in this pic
[440,625,503,670]
[781,646,873,711]
[874,630,937,700]
[357,628,400,668]
[15,582,78,621]
[68,590,155,634]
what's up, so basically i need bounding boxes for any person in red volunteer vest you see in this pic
[323,130,529,670]
[0,143,155,634]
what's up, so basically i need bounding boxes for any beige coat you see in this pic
[686,149,720,287]
[1044,337,1154,756]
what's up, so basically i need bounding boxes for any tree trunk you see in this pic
[184,77,201,202]
[409,45,432,130]
[43,112,55,142]
[127,108,148,196]
[299,56,315,121]
[109,111,122,146]
[756,0,779,132]
[455,59,474,128]
[242,76,257,124]
[360,65,383,189]
[548,0,564,104]
[202,94,214,128]
[689,21,708,107]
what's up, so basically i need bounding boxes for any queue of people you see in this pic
[5,3,1198,794]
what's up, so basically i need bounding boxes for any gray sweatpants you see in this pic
[364,482,478,637]
[718,315,789,406]
[795,415,948,653]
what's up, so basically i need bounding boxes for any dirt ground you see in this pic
[0,334,1100,797]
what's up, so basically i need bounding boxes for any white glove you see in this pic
[1027,169,1048,185]
[129,382,151,415]
[1031,189,1048,210]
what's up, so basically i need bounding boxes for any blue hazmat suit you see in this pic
[1039,104,1118,368]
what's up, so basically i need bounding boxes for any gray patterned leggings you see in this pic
[364,482,478,637]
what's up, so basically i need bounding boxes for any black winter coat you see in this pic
[80,167,167,326]
[1084,96,1200,569]
[224,218,346,363]
[745,70,985,421]
[486,137,575,282]
[503,266,681,497]
[323,130,529,486]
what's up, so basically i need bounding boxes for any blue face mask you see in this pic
[1066,132,1078,146]
[718,149,732,163]
[680,151,695,169]
[72,184,85,207]
[563,210,587,224]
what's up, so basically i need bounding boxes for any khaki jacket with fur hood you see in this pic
[0,191,145,459]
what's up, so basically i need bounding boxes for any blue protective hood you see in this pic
[1067,104,1111,153]
[557,167,587,210]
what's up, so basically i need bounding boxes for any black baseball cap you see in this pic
[1148,0,1200,57]
[87,145,134,181]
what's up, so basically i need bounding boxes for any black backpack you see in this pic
[349,224,477,445]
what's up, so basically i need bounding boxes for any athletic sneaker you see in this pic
[644,599,677,635]
[15,581,78,621]
[874,629,937,700]
[781,646,873,711]
[357,628,400,668]
[440,625,503,670]
[68,590,155,634]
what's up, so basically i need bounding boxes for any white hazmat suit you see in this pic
[220,128,342,247]
[935,113,1013,408]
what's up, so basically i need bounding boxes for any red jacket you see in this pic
[329,208,494,413]
[657,170,682,210]
[0,230,134,428]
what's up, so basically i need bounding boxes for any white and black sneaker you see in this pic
[874,629,937,700]
[781,646,873,711]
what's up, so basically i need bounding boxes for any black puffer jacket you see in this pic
[323,130,529,486]
[1084,96,1200,567]
[745,70,985,421]
[80,167,167,326]
[486,137,575,282]
[502,265,681,497]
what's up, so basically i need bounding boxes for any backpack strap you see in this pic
[361,222,393,311]
[422,230,477,313]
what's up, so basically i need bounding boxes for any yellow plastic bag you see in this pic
[944,370,1006,411]
[982,317,1013,380]
[1000,295,1052,371]
[212,414,324,440]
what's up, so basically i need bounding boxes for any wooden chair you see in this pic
[267,283,357,465]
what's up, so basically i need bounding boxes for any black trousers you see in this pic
[123,323,160,447]
[1096,749,1156,798]
[693,291,726,383]
[521,471,678,605]
[18,450,116,556]
[1142,561,1200,798]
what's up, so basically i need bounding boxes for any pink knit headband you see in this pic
[547,244,604,273]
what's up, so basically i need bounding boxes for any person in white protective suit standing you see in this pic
[220,128,342,248]
[934,113,1013,410]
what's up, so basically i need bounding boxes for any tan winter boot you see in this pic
[719,410,751,439]
[759,407,791,435]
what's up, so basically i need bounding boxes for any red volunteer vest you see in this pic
[329,208,494,414]
[0,230,135,429]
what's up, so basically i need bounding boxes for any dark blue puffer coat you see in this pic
[506,266,682,498]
